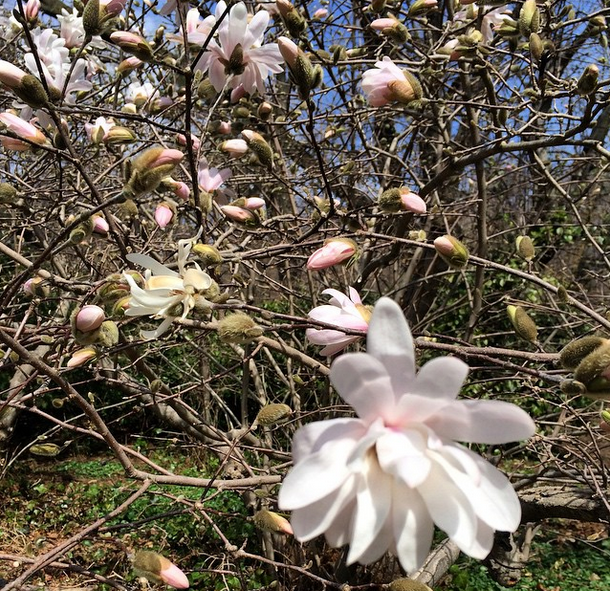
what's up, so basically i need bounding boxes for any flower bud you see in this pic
[408,0,437,17]
[389,579,433,591]
[69,217,95,244]
[370,16,409,43]
[220,205,259,225]
[133,551,189,589]
[218,313,263,343]
[506,305,538,343]
[255,403,292,426]
[83,0,101,35]
[278,37,316,99]
[379,187,426,214]
[433,235,469,269]
[0,183,18,205]
[29,443,61,457]
[519,0,540,36]
[253,509,293,535]
[92,215,110,234]
[192,244,223,267]
[219,139,248,156]
[312,8,328,19]
[243,197,266,210]
[117,56,144,75]
[67,347,97,368]
[307,238,358,270]
[241,130,274,169]
[126,147,184,197]
[276,0,307,37]
[577,64,599,96]
[529,32,544,62]
[387,70,422,105]
[23,276,47,297]
[573,341,610,384]
[117,198,139,220]
[585,377,610,398]
[0,62,48,108]
[515,235,535,261]
[370,0,386,12]
[75,304,105,332]
[96,320,120,347]
[408,229,427,241]
[103,126,135,144]
[155,202,175,229]
[110,31,154,61]
[559,336,608,370]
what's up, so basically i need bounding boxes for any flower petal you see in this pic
[127,253,177,277]
[366,298,416,391]
[410,356,469,400]
[331,353,396,421]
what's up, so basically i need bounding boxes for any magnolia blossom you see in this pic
[307,239,357,270]
[125,81,158,107]
[453,4,512,43]
[198,157,232,192]
[24,28,92,102]
[306,288,370,356]
[168,7,216,45]
[362,57,421,107]
[85,116,115,144]
[279,298,536,573]
[58,8,87,48]
[195,1,284,94]
[220,138,248,156]
[123,234,215,338]
[155,202,174,228]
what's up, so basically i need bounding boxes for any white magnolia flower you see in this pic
[198,157,232,192]
[58,8,86,48]
[124,234,215,338]
[24,27,92,102]
[195,1,284,95]
[453,4,512,43]
[306,288,370,356]
[279,297,535,573]
[167,7,216,46]
[125,80,158,107]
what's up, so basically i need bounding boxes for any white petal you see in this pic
[410,356,469,400]
[141,317,174,339]
[127,253,177,277]
[290,418,364,462]
[346,456,393,564]
[426,399,536,444]
[324,498,356,547]
[436,444,522,531]
[289,475,358,541]
[330,353,396,421]
[392,481,434,573]
[376,430,431,488]
[366,298,416,391]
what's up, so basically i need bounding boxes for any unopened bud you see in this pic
[433,235,469,268]
[574,342,610,384]
[307,238,358,270]
[75,304,105,332]
[241,130,274,169]
[256,403,292,426]
[253,509,293,535]
[110,31,154,61]
[69,217,94,244]
[516,235,535,261]
[529,32,544,62]
[506,305,538,342]
[258,101,273,120]
[577,64,599,96]
[0,183,18,205]
[389,579,433,591]
[379,187,426,214]
[278,37,316,99]
[218,313,263,343]
[104,126,135,144]
[559,336,608,370]
[133,551,189,589]
[83,0,101,35]
[408,0,437,17]
[276,0,307,37]
[67,347,97,368]
[96,320,120,347]
[192,244,223,267]
[15,74,49,108]
[519,0,540,36]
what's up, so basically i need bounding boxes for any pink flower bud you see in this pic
[307,238,358,270]
[150,149,184,169]
[244,197,266,210]
[220,139,248,156]
[399,189,426,214]
[23,277,44,296]
[217,121,232,135]
[155,202,174,228]
[24,0,41,21]
[164,179,190,201]
[312,8,328,19]
[176,133,201,152]
[277,36,300,69]
[101,0,127,17]
[230,84,247,103]
[92,215,110,234]
[76,304,105,332]
[67,347,97,368]
[0,112,47,147]
[159,562,189,589]
[117,56,144,75]
[220,205,257,224]
[370,17,396,30]
[0,61,27,89]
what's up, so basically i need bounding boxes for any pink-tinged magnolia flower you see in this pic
[198,158,232,192]
[307,238,358,270]
[92,215,110,234]
[220,138,248,156]
[75,304,105,332]
[155,202,174,228]
[159,561,189,589]
[399,189,426,214]
[370,17,397,30]
[312,8,328,19]
[279,297,536,573]
[117,56,144,75]
[149,149,184,169]
[123,234,215,338]
[100,0,127,17]
[164,179,190,201]
[168,7,216,45]
[23,0,40,21]
[306,288,370,356]
[58,8,86,48]
[133,551,189,589]
[216,121,232,135]
[453,4,512,43]
[194,1,284,95]
[361,56,421,107]
[0,112,47,150]
[85,116,115,144]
